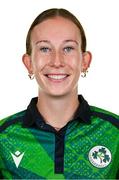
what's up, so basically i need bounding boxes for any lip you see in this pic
[44,73,70,82]
[44,73,69,75]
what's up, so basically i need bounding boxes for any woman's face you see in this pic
[23,16,91,97]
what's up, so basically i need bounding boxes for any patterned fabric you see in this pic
[0,95,119,179]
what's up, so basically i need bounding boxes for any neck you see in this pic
[37,91,79,130]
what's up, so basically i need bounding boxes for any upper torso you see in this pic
[0,96,119,179]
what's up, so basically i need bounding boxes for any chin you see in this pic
[47,92,67,97]
[45,89,74,98]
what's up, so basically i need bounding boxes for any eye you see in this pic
[63,46,74,53]
[40,47,51,53]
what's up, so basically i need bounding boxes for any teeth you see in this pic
[47,75,67,80]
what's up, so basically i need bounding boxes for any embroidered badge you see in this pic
[88,145,111,168]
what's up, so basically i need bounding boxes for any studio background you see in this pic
[0,0,119,119]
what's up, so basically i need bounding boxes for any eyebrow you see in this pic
[35,39,79,45]
[64,39,79,45]
[35,40,50,45]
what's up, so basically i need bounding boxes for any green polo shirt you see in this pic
[0,95,119,179]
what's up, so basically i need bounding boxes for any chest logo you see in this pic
[88,145,111,168]
[11,151,25,168]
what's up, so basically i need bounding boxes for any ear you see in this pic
[81,51,92,72]
[22,54,33,74]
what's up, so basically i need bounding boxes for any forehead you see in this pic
[31,16,81,44]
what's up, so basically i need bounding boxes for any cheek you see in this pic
[31,56,48,72]
[31,49,50,71]
[67,56,81,71]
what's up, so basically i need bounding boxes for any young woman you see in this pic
[0,8,119,179]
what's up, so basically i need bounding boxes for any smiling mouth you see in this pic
[44,74,70,80]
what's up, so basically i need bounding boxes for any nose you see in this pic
[49,50,65,68]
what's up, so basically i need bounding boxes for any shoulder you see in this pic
[0,110,26,133]
[90,106,119,129]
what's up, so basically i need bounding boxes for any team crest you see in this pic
[88,145,111,168]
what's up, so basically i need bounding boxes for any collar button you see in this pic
[40,122,44,128]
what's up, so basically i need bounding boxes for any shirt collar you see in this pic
[23,95,92,128]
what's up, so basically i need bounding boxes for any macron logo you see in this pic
[11,151,24,168]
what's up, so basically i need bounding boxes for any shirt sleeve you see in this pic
[0,171,3,179]
[0,148,4,179]
[116,169,119,179]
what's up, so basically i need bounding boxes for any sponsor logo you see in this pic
[88,146,111,168]
[11,151,24,168]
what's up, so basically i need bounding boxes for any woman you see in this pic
[0,8,119,179]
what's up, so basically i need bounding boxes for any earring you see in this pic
[28,73,34,80]
[81,70,88,78]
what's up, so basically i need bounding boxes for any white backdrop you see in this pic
[0,0,119,119]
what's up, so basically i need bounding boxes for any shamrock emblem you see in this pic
[89,146,111,168]
[92,147,110,163]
